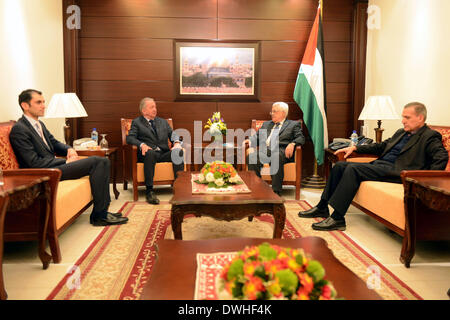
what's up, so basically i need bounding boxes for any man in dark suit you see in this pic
[9,89,128,226]
[245,102,305,196]
[298,102,448,231]
[126,97,184,204]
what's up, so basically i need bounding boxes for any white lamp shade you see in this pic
[44,93,88,118]
[358,96,400,120]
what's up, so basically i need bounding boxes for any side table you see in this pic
[1,174,53,300]
[76,147,120,199]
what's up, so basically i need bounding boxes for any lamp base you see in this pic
[374,127,384,143]
[64,120,72,146]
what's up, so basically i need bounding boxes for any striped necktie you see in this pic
[266,122,280,147]
[35,122,49,147]
[149,119,158,138]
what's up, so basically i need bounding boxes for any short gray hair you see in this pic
[139,97,155,112]
[273,102,289,117]
[404,102,427,121]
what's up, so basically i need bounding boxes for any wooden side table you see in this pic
[1,174,53,300]
[76,147,120,199]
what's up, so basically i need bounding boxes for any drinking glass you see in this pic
[100,134,109,149]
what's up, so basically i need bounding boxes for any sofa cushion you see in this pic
[136,162,175,183]
[0,124,19,170]
[353,181,405,230]
[55,177,92,229]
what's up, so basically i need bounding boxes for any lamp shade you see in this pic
[358,96,400,120]
[44,93,88,118]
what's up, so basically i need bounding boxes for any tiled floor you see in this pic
[2,184,450,300]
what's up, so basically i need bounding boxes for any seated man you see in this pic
[298,102,448,231]
[126,97,184,204]
[10,89,128,226]
[245,102,305,196]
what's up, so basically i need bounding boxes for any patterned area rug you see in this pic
[46,200,422,300]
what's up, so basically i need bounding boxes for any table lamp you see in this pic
[44,93,88,146]
[358,96,400,143]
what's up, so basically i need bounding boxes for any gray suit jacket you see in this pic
[249,119,305,149]
[10,116,69,168]
[126,116,179,152]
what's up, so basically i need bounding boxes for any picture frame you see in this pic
[174,40,260,102]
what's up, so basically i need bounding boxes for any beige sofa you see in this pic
[0,121,92,264]
[331,125,450,267]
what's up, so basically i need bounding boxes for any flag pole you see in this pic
[301,0,326,189]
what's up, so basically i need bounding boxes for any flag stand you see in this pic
[301,159,326,189]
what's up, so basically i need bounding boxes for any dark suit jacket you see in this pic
[9,116,70,168]
[249,119,305,150]
[356,125,448,173]
[126,116,179,152]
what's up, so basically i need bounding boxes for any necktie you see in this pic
[35,122,49,147]
[149,120,158,139]
[266,123,280,147]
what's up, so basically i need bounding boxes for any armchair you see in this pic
[242,120,302,200]
[121,118,186,201]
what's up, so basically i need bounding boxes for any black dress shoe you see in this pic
[146,191,160,205]
[90,212,122,224]
[312,217,346,231]
[92,213,129,227]
[298,206,330,218]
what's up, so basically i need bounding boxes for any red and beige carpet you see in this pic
[47,200,422,300]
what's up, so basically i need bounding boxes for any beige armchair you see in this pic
[121,118,186,201]
[242,120,302,200]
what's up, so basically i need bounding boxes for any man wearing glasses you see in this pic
[244,102,305,196]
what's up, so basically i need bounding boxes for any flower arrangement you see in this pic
[217,242,339,300]
[195,161,242,188]
[204,112,227,136]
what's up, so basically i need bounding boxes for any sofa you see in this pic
[327,125,450,267]
[0,121,92,263]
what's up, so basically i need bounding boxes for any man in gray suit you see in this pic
[245,102,305,196]
[126,98,184,204]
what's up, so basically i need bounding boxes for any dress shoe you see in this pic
[146,191,160,205]
[298,206,330,218]
[311,217,346,231]
[90,212,122,224]
[92,213,129,227]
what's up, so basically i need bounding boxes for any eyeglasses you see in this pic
[269,110,281,115]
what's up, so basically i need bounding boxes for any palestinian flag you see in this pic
[293,6,328,165]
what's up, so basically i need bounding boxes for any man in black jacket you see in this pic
[10,89,128,227]
[245,102,305,196]
[298,102,448,231]
[126,97,184,204]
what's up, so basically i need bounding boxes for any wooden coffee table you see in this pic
[140,237,382,300]
[170,171,286,239]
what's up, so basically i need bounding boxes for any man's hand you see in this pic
[334,145,357,159]
[66,148,79,163]
[285,143,295,158]
[171,142,182,150]
[141,144,152,156]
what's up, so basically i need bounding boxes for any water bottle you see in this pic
[91,128,99,145]
[350,130,358,147]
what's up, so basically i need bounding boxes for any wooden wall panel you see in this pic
[72,0,359,179]
[80,39,173,60]
[81,17,217,39]
[80,0,218,18]
[80,60,173,81]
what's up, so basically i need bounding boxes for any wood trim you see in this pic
[351,0,368,133]
[62,0,80,140]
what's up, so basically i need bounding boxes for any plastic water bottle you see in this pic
[350,130,358,147]
[91,128,99,145]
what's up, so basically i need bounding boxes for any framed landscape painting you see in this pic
[174,41,260,101]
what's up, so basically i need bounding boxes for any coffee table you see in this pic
[140,237,382,300]
[170,171,286,239]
